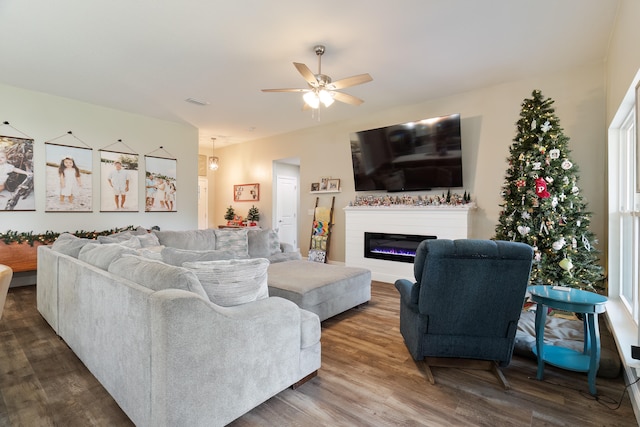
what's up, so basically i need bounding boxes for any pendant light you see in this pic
[208,137,219,171]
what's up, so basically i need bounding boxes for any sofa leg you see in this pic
[291,370,318,389]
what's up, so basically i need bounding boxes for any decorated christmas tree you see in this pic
[246,205,260,223]
[494,90,604,291]
[224,205,235,221]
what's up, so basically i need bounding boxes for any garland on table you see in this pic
[0,226,137,246]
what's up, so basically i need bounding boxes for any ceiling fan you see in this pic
[262,45,373,109]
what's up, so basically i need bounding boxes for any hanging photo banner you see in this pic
[145,155,177,212]
[0,135,34,211]
[100,150,139,212]
[45,143,93,212]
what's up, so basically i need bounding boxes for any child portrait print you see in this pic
[100,150,139,212]
[45,143,92,212]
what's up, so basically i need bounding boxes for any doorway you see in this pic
[198,177,208,229]
[273,159,300,249]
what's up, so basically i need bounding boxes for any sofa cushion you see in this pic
[108,255,208,300]
[152,229,216,250]
[214,228,249,258]
[78,242,138,270]
[182,258,269,307]
[136,246,164,261]
[161,247,239,266]
[247,229,282,258]
[51,233,95,258]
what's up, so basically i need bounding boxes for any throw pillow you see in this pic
[118,237,143,249]
[135,232,161,248]
[108,255,208,299]
[182,258,269,307]
[98,233,132,244]
[213,228,249,258]
[161,247,239,266]
[78,243,138,270]
[51,233,95,258]
[152,229,216,250]
[247,228,282,258]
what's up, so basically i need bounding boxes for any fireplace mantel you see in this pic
[344,205,475,283]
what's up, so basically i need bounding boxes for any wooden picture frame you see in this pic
[234,183,259,202]
[311,182,320,191]
[327,178,340,191]
[319,177,330,191]
[198,155,207,177]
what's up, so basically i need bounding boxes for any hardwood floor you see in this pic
[0,282,636,426]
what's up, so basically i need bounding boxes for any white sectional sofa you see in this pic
[36,229,321,427]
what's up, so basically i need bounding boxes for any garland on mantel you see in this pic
[0,226,137,246]
[350,191,473,207]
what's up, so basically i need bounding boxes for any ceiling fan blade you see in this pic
[328,73,373,90]
[261,88,308,93]
[332,91,365,106]
[293,62,318,86]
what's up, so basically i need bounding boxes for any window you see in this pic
[608,72,640,370]
[615,109,637,318]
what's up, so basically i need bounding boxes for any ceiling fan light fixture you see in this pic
[303,91,320,109]
[319,89,334,107]
[262,44,372,110]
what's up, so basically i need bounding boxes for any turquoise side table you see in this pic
[528,285,608,395]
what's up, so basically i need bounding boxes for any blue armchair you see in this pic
[394,239,533,388]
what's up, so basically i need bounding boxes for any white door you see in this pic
[198,177,208,229]
[275,175,298,248]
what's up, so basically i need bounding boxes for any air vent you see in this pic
[185,97,210,106]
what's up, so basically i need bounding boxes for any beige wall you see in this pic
[606,0,640,125]
[212,63,607,264]
[0,83,199,234]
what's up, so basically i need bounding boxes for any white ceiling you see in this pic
[0,1,619,147]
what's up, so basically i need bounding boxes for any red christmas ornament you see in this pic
[535,177,550,198]
[515,178,526,188]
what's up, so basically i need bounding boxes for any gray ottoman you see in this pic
[268,260,371,322]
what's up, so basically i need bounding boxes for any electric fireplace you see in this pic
[364,232,436,264]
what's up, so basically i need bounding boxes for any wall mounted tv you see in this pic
[350,113,463,192]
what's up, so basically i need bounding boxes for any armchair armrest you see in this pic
[395,279,420,307]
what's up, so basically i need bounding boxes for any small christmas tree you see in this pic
[247,205,260,222]
[494,90,604,291]
[224,205,235,221]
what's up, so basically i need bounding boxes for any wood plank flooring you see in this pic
[0,282,636,426]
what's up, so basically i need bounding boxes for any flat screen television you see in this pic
[350,113,463,192]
